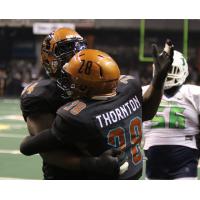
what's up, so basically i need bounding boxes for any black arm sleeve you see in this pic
[20,129,61,156]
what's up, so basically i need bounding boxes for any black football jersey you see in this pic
[20,78,74,180]
[20,79,66,120]
[53,75,143,179]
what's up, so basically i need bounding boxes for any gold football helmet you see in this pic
[41,27,87,78]
[60,49,120,99]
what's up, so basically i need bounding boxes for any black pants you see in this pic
[144,145,199,180]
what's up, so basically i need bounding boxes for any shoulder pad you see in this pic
[20,79,63,119]
[118,75,141,94]
[119,75,135,84]
[21,79,56,98]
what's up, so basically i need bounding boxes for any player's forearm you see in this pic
[40,149,128,178]
[142,84,163,121]
[40,151,81,170]
[20,129,61,155]
[142,40,174,121]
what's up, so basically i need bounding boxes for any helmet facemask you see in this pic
[54,38,87,68]
[164,64,188,90]
[57,69,94,100]
[152,50,189,90]
[59,49,120,100]
[41,33,87,79]
[56,68,75,99]
[164,50,189,90]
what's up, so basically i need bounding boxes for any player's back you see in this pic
[57,75,143,179]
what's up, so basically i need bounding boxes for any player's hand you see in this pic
[98,148,129,176]
[80,148,129,179]
[152,39,174,89]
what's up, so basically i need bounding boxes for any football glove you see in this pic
[80,148,128,179]
[152,39,174,90]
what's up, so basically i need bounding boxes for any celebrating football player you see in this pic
[20,27,128,180]
[143,50,200,179]
[20,39,174,179]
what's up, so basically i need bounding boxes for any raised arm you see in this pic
[142,39,174,121]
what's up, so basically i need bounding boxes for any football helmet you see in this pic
[59,49,120,99]
[164,50,189,90]
[41,27,87,78]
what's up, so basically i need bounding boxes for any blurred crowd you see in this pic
[0,55,200,97]
[0,19,200,98]
[0,59,40,97]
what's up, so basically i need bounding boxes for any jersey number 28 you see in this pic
[107,117,142,165]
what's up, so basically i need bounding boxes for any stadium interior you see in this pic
[0,19,200,179]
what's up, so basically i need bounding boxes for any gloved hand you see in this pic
[152,39,174,90]
[80,148,128,179]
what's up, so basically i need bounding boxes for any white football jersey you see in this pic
[142,84,200,150]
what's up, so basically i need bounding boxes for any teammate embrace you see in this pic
[20,27,174,180]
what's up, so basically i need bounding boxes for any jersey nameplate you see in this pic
[96,95,141,128]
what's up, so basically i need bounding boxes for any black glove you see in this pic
[80,148,128,179]
[152,39,174,90]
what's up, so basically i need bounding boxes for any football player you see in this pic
[142,50,200,179]
[20,27,127,180]
[20,39,174,180]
